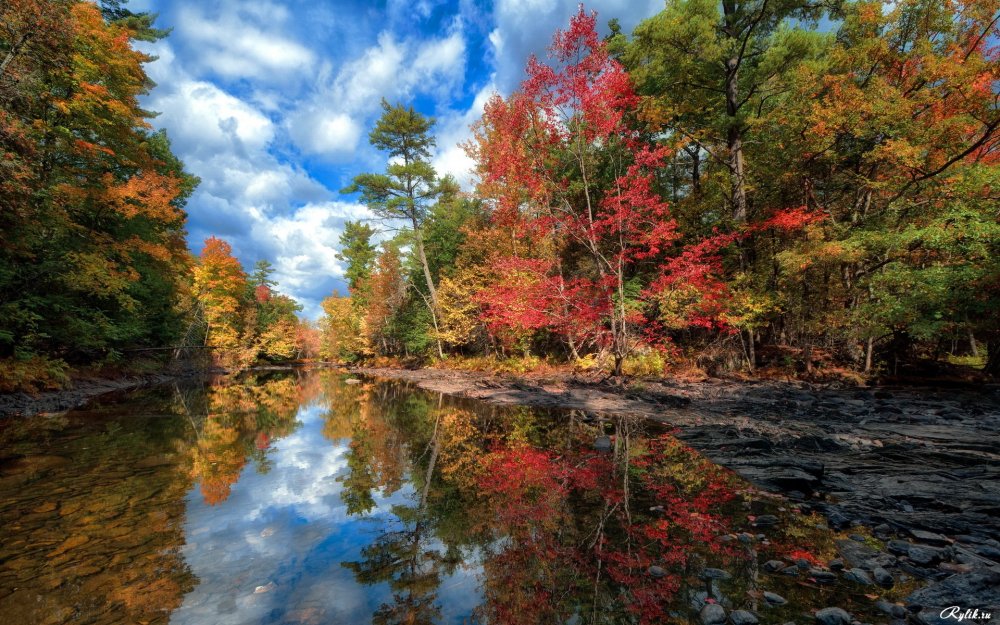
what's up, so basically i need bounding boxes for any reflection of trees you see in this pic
[332,378,752,625]
[181,373,304,505]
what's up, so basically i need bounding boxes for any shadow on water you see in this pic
[0,369,918,624]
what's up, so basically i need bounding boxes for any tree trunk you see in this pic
[0,33,30,79]
[722,0,748,223]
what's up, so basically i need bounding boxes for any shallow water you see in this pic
[0,370,902,625]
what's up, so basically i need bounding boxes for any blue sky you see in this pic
[132,0,666,318]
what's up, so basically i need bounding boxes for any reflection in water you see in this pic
[0,370,893,625]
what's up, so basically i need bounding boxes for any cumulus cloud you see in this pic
[137,0,666,319]
[287,25,467,162]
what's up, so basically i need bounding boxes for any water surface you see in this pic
[0,370,900,624]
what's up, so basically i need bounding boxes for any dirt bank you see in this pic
[353,366,1000,550]
[0,374,180,419]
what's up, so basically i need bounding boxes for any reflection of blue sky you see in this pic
[172,401,482,625]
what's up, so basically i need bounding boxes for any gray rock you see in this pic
[872,567,894,588]
[594,436,612,452]
[843,568,873,585]
[781,566,800,577]
[699,568,732,581]
[909,530,949,545]
[700,603,727,625]
[905,571,1000,609]
[836,539,879,569]
[829,559,845,571]
[763,592,787,606]
[754,515,779,528]
[907,546,942,566]
[648,565,666,578]
[808,569,837,584]
[730,610,758,625]
[763,560,786,573]
[888,540,912,556]
[815,607,852,625]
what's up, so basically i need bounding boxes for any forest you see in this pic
[2,0,999,391]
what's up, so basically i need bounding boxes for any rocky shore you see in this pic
[353,366,1000,620]
[0,373,179,419]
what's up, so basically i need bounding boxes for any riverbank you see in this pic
[352,366,1000,543]
[0,373,183,419]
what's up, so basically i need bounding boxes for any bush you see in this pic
[0,357,71,393]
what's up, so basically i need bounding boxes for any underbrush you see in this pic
[0,357,71,394]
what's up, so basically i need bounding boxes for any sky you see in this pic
[132,0,667,318]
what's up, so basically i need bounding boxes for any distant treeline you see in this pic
[320,2,1000,379]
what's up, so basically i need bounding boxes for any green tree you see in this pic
[336,220,378,306]
[341,100,451,344]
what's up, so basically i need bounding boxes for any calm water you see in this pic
[0,370,901,625]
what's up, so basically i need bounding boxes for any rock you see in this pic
[872,567,894,588]
[848,534,867,542]
[699,568,732,581]
[781,566,800,577]
[253,582,276,594]
[888,540,912,556]
[738,533,754,544]
[763,560,786,573]
[909,530,949,545]
[344,378,362,384]
[905,572,1000,610]
[815,607,852,625]
[700,603,727,625]
[796,559,811,570]
[763,592,787,606]
[594,436,612,452]
[829,559,845,571]
[47,535,89,558]
[808,569,837,584]
[907,546,942,566]
[836,539,880,569]
[730,610,759,625]
[648,565,667,579]
[826,509,851,529]
[843,569,873,585]
[754,515,779,528]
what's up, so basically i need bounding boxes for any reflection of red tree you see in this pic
[476,435,745,625]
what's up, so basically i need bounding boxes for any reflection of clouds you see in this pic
[172,403,419,625]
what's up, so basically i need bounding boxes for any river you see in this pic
[0,369,918,624]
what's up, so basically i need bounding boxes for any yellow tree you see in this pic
[192,237,248,357]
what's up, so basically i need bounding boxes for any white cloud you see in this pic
[173,2,315,83]
[286,28,467,162]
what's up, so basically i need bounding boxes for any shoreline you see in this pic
[352,366,1000,546]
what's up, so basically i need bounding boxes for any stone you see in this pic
[253,582,276,594]
[754,515,779,528]
[843,569,873,585]
[699,568,732,581]
[594,436,612,452]
[763,560,786,573]
[781,566,800,577]
[829,559,845,571]
[909,529,949,545]
[648,565,667,579]
[763,592,787,606]
[700,603,727,625]
[730,610,759,625]
[808,569,838,584]
[836,539,879,569]
[47,535,89,558]
[905,572,1000,610]
[872,567,894,588]
[815,607,852,625]
[888,540,912,556]
[907,546,943,566]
